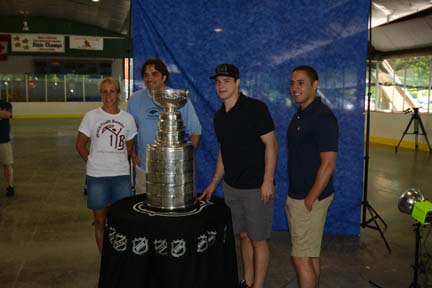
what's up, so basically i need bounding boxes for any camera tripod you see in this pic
[395,108,432,153]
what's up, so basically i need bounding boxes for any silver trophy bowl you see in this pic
[151,89,189,110]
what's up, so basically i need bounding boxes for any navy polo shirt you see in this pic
[286,97,338,200]
[0,100,12,143]
[214,93,275,189]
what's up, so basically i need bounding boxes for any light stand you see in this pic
[398,189,432,288]
[395,108,432,153]
[361,1,391,254]
[410,222,422,288]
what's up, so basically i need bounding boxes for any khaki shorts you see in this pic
[285,194,333,257]
[0,142,13,165]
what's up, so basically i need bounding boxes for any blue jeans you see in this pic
[86,175,132,209]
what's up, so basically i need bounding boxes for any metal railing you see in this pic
[0,74,126,102]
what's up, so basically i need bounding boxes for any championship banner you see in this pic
[69,36,103,50]
[0,34,9,61]
[11,34,65,52]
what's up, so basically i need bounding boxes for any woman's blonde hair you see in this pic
[98,77,121,101]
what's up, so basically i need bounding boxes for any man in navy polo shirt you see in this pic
[286,65,338,288]
[199,64,278,288]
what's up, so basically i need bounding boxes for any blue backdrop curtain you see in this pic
[132,0,370,235]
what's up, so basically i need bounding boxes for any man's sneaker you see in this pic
[6,186,14,197]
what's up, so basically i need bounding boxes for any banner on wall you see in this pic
[133,0,370,235]
[0,34,9,61]
[69,36,103,50]
[11,34,65,52]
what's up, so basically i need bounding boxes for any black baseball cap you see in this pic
[210,64,240,80]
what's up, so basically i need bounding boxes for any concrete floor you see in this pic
[0,118,431,288]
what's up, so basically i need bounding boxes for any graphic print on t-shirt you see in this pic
[96,119,126,151]
[145,107,160,119]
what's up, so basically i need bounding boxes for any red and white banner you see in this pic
[0,34,9,61]
[69,36,103,50]
[11,34,65,53]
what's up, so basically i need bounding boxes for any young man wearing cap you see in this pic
[199,64,278,288]
[127,58,202,194]
[286,65,338,288]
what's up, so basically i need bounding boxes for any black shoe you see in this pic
[6,186,14,197]
[239,280,249,288]
[239,280,253,288]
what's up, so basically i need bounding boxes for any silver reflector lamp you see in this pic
[398,188,432,225]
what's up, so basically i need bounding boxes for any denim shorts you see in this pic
[86,175,132,209]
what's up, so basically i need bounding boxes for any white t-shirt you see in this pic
[79,107,137,177]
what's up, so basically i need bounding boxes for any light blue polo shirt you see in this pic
[127,88,202,170]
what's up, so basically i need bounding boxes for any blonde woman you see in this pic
[76,77,137,253]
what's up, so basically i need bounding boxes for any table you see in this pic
[99,194,238,288]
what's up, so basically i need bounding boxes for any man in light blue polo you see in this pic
[127,58,202,194]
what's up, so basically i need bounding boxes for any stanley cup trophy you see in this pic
[145,88,197,211]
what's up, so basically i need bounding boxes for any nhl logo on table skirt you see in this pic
[132,237,149,255]
[112,233,127,252]
[154,239,168,255]
[207,231,217,246]
[197,234,208,253]
[171,239,186,258]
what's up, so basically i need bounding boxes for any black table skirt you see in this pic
[99,195,238,288]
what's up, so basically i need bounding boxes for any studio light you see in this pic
[398,188,432,224]
[398,187,432,287]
